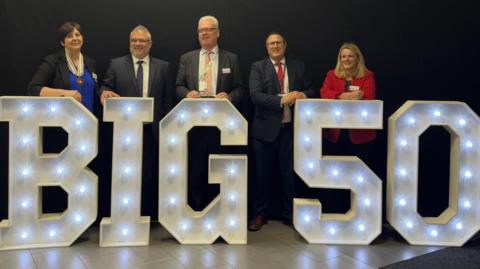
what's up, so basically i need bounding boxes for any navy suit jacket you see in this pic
[249,57,315,142]
[175,49,243,105]
[101,55,173,137]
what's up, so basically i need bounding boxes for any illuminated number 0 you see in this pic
[387,101,480,246]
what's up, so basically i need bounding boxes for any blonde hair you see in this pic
[334,42,367,79]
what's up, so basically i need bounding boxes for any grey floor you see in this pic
[0,221,443,269]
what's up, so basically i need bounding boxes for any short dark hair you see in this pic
[58,22,82,43]
[265,31,286,43]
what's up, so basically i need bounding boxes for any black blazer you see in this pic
[249,57,316,142]
[101,55,174,137]
[175,49,243,105]
[27,50,100,113]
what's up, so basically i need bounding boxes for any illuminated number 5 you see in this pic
[294,99,383,244]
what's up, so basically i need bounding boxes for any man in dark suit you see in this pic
[175,15,243,211]
[101,25,173,134]
[100,25,173,220]
[248,32,315,231]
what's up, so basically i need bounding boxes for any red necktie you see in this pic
[276,62,284,94]
[276,62,285,120]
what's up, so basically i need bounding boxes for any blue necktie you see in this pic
[136,60,144,97]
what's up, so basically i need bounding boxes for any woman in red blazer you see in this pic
[320,42,376,163]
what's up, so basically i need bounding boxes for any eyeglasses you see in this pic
[130,39,151,44]
[197,28,218,34]
[267,41,284,47]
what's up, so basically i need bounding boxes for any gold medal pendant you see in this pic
[76,78,84,86]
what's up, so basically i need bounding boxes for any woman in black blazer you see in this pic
[27,21,99,113]
[26,22,101,214]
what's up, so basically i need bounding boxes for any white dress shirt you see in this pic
[270,57,291,123]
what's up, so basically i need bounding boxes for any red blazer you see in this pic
[320,69,377,144]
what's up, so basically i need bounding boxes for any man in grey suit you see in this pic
[176,15,243,211]
[100,25,173,220]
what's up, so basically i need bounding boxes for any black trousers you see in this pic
[140,124,158,220]
[252,123,294,221]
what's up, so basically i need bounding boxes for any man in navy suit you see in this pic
[175,15,244,211]
[100,25,173,220]
[101,25,173,134]
[248,32,315,231]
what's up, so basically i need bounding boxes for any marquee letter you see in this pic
[158,99,248,244]
[387,101,480,246]
[294,99,383,244]
[0,97,97,250]
[100,98,153,247]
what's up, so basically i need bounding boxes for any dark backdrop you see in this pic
[1,0,479,224]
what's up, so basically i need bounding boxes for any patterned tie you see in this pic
[204,51,213,96]
[136,60,144,97]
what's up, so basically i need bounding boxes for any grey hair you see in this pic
[198,15,219,29]
[130,25,152,40]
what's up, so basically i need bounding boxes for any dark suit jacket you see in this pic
[250,57,315,142]
[101,55,174,137]
[175,49,243,105]
[27,50,100,113]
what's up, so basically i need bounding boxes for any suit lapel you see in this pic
[216,50,224,90]
[147,56,155,97]
[59,52,70,88]
[266,58,281,94]
[192,50,200,89]
[124,56,138,96]
[285,58,295,91]
[84,57,94,74]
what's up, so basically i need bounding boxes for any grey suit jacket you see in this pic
[101,55,174,136]
[175,49,243,105]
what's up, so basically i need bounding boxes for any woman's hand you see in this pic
[338,90,364,100]
[63,90,82,102]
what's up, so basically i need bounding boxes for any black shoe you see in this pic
[248,215,267,231]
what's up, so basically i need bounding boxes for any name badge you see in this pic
[222,68,231,74]
[349,85,360,91]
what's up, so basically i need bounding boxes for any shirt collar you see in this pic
[132,55,150,64]
[270,57,285,66]
[201,45,219,55]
